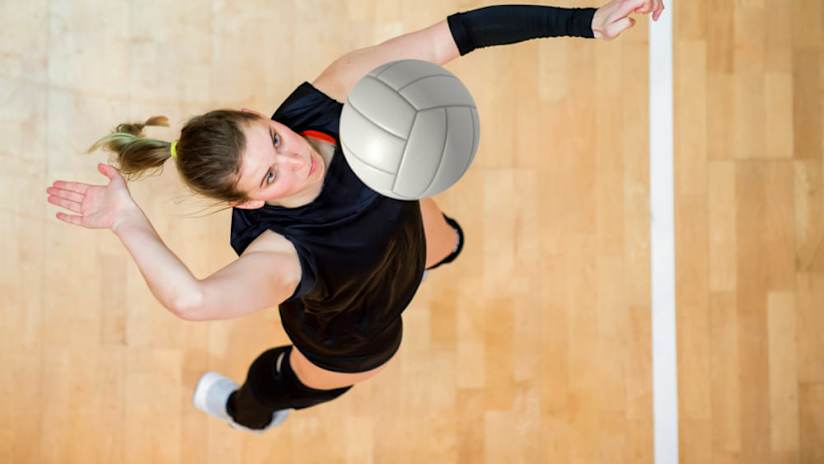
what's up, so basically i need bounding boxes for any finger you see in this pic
[640,0,655,14]
[98,163,115,179]
[98,163,124,182]
[47,194,83,214]
[612,0,645,23]
[55,212,83,226]
[46,186,84,203]
[607,16,635,38]
[653,2,665,21]
[51,180,89,195]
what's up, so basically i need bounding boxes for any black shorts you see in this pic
[287,214,464,374]
[285,316,404,374]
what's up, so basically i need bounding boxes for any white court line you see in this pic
[649,4,678,464]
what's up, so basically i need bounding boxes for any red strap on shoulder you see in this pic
[301,130,336,145]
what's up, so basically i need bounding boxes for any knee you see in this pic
[248,345,353,411]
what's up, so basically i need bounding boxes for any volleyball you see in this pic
[339,59,480,200]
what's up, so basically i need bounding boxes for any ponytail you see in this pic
[86,109,260,208]
[86,115,175,181]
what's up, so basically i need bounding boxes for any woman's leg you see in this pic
[419,197,462,269]
[227,345,349,429]
[289,343,393,389]
[228,199,464,429]
[227,344,395,429]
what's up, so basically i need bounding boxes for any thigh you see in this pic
[419,197,459,269]
[289,344,396,390]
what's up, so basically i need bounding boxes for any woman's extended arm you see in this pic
[48,163,299,322]
[46,163,199,317]
[312,20,458,102]
[111,207,201,316]
[312,0,664,102]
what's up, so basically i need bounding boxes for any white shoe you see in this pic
[193,371,289,434]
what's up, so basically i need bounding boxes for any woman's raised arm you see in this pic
[46,163,201,317]
[312,20,458,102]
[311,0,664,102]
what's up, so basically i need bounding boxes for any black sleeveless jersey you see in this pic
[229,82,427,372]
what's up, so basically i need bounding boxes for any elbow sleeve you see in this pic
[447,5,597,56]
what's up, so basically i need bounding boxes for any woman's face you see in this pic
[233,115,326,208]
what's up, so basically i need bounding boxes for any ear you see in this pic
[230,199,266,210]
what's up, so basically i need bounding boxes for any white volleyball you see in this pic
[339,59,480,200]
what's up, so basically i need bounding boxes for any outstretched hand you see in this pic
[46,163,141,231]
[592,0,665,41]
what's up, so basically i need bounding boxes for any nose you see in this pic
[278,152,306,171]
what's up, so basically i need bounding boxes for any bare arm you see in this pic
[47,164,199,318]
[311,0,666,101]
[112,207,300,322]
[177,248,300,322]
[113,210,298,321]
[312,19,459,102]
[112,208,201,318]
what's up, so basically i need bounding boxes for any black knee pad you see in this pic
[425,213,465,271]
[228,345,353,428]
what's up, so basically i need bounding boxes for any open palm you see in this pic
[46,163,139,230]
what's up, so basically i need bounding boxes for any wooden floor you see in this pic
[2,0,822,462]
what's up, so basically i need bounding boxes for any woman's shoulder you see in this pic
[239,229,303,292]
[310,75,346,104]
[242,228,301,258]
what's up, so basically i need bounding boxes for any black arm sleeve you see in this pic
[447,5,597,56]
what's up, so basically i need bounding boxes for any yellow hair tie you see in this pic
[170,140,178,159]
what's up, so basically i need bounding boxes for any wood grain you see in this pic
[1,0,821,462]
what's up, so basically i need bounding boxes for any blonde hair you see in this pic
[86,110,261,210]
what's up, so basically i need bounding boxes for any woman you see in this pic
[45,0,664,433]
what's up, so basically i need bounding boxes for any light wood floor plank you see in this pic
[3,0,822,462]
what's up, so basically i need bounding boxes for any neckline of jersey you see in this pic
[300,129,337,146]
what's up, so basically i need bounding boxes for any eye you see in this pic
[265,131,280,185]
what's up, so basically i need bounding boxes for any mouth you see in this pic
[308,154,316,178]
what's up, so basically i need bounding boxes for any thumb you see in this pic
[610,0,645,22]
[608,16,636,37]
[98,163,123,182]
